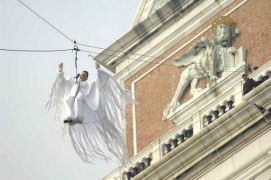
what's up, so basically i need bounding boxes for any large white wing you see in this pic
[95,69,136,164]
[68,69,136,164]
[46,71,73,127]
[96,69,136,124]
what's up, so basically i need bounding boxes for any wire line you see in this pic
[77,43,159,59]
[17,0,74,43]
[0,48,73,53]
[80,49,174,66]
[80,48,244,70]
[16,0,177,60]
[16,0,158,59]
[0,47,249,73]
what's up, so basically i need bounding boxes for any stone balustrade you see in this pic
[203,99,235,126]
[162,125,193,155]
[123,156,152,180]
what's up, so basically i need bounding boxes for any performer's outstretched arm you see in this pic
[95,62,100,70]
[46,62,73,119]
[57,62,73,86]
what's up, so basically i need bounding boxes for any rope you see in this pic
[73,43,79,76]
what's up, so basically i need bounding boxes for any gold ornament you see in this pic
[211,16,236,32]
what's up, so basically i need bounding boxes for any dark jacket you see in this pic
[243,78,256,95]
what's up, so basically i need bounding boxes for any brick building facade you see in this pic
[95,0,271,179]
[124,0,271,157]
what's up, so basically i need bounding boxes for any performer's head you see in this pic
[242,74,248,81]
[80,71,89,81]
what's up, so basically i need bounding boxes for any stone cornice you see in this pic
[176,119,271,180]
[115,0,247,85]
[93,0,198,72]
[131,0,150,27]
[133,79,271,179]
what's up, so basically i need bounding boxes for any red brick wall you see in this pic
[125,0,271,157]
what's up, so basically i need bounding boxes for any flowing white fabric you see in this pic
[46,69,135,164]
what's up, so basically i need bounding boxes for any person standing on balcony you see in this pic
[242,73,256,95]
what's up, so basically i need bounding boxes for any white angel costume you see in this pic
[46,69,135,164]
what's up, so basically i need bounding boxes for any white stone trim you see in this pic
[131,0,149,27]
[132,82,138,155]
[229,149,271,180]
[187,127,271,180]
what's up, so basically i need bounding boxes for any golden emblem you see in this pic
[212,16,236,32]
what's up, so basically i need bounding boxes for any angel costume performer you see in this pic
[46,63,135,164]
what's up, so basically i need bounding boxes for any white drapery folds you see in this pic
[46,69,135,164]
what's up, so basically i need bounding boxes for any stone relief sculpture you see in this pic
[163,16,247,120]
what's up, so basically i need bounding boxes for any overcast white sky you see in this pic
[0,0,139,179]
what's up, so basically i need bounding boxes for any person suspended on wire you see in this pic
[46,62,136,164]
